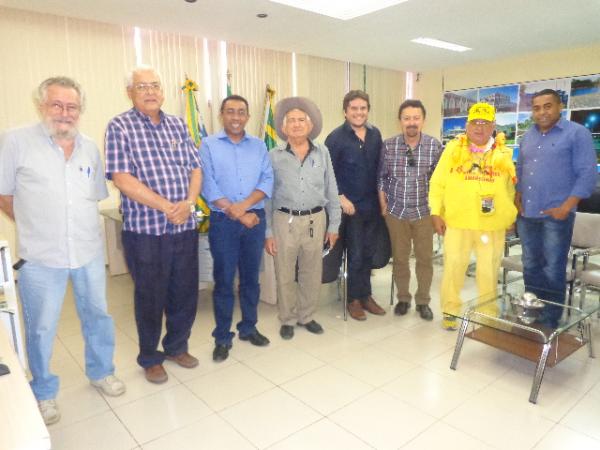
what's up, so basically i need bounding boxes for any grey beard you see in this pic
[44,120,78,140]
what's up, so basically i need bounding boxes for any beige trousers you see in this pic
[272,210,326,325]
[385,215,434,305]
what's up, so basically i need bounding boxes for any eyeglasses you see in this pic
[406,148,416,167]
[133,82,162,92]
[47,102,80,114]
[468,120,493,127]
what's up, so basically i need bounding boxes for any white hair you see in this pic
[125,65,162,88]
[282,108,312,127]
[35,76,85,112]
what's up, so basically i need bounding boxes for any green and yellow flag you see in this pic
[182,76,210,233]
[226,70,232,97]
[262,85,277,150]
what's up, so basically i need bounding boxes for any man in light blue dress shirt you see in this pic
[200,95,274,362]
[516,88,597,327]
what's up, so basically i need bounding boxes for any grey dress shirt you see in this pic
[0,124,108,268]
[265,141,341,238]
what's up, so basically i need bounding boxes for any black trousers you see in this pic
[122,230,199,368]
[343,212,379,302]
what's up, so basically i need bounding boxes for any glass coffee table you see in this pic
[448,285,598,404]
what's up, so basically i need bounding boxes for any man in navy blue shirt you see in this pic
[517,88,597,327]
[326,90,386,320]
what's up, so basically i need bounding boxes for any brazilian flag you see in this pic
[182,77,210,233]
[263,86,277,151]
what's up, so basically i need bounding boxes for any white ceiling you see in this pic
[2,0,600,72]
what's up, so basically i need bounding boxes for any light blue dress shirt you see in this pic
[517,118,598,217]
[0,124,108,268]
[200,130,273,211]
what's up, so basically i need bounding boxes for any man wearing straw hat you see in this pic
[265,97,341,340]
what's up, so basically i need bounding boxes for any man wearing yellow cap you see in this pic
[429,103,517,330]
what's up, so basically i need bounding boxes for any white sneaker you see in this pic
[91,375,126,397]
[38,399,60,425]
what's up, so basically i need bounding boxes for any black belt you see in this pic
[278,206,323,216]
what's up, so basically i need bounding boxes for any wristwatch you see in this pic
[187,200,195,214]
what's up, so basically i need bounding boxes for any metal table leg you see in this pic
[529,342,551,404]
[342,249,347,321]
[390,272,394,306]
[450,316,470,370]
[586,319,595,358]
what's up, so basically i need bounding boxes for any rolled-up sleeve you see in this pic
[570,126,598,199]
[256,147,274,198]
[377,142,389,193]
[199,140,224,203]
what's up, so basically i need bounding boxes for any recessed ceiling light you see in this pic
[184,0,197,3]
[256,13,268,18]
[411,37,471,53]
[269,0,408,20]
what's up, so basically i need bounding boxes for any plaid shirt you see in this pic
[105,108,202,235]
[377,133,442,220]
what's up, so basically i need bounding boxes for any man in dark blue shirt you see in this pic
[326,90,386,320]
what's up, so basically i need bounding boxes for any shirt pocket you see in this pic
[305,157,326,191]
[170,139,191,168]
[70,161,98,201]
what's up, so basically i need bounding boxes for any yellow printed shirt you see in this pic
[429,134,517,231]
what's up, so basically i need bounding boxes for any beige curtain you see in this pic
[344,63,407,139]
[364,66,406,139]
[135,29,214,134]
[0,7,137,252]
[226,43,293,139]
[296,54,347,140]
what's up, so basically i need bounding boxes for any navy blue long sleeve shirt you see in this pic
[325,121,383,213]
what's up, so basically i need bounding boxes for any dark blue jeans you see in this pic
[517,213,575,327]
[343,211,378,302]
[122,230,199,368]
[208,210,265,345]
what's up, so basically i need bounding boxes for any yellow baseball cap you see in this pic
[467,103,495,122]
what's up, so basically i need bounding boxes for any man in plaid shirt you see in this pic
[105,66,202,384]
[378,99,442,320]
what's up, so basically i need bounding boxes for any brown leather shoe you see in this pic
[363,296,386,315]
[347,299,367,321]
[166,352,199,368]
[144,364,168,384]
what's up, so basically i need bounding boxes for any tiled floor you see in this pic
[40,263,600,449]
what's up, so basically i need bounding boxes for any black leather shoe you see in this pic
[280,325,294,340]
[297,320,324,334]
[239,330,270,347]
[394,302,410,316]
[416,304,434,321]
[212,344,231,362]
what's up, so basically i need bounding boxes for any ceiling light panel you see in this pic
[411,37,472,52]
[269,0,408,20]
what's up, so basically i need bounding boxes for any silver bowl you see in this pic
[511,292,545,325]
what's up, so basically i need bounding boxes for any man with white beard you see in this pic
[0,76,125,425]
